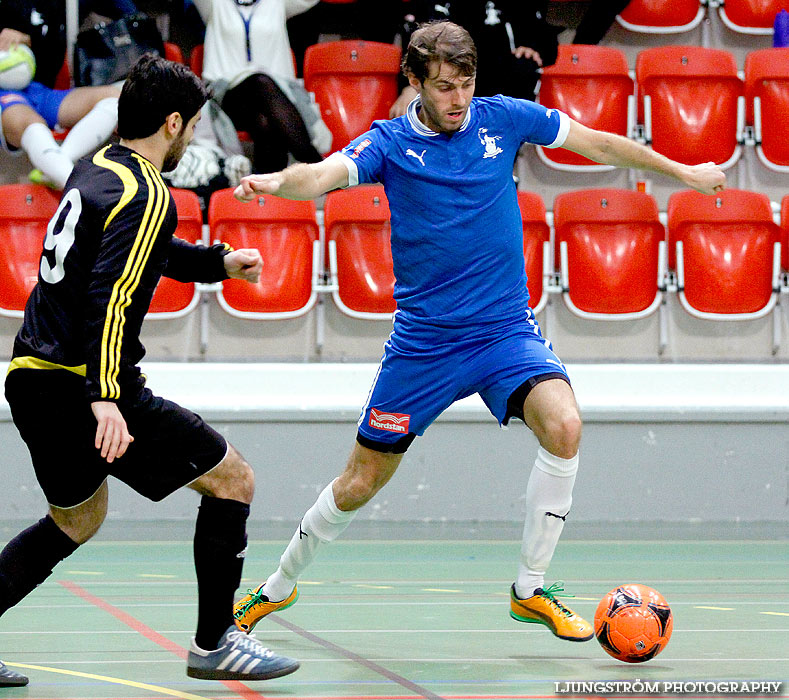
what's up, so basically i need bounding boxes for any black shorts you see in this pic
[4,368,228,509]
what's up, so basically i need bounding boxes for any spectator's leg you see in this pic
[2,104,74,189]
[57,86,120,161]
[222,74,321,174]
[59,88,119,162]
[573,0,631,44]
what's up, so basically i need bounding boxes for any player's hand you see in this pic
[0,28,32,51]
[389,86,418,119]
[513,46,542,66]
[91,401,134,464]
[233,174,282,202]
[682,162,726,195]
[224,248,263,283]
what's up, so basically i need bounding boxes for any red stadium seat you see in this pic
[0,185,61,317]
[304,40,401,155]
[146,189,202,319]
[163,42,186,64]
[616,0,705,32]
[780,195,789,272]
[745,48,789,172]
[189,44,204,77]
[516,191,551,314]
[667,189,781,320]
[553,189,666,320]
[537,45,634,171]
[636,47,744,170]
[324,185,396,319]
[208,189,319,319]
[719,0,784,34]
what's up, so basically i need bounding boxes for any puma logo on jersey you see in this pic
[406,148,427,166]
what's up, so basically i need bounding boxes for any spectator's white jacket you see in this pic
[192,0,318,85]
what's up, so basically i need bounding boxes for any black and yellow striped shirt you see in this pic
[12,144,230,403]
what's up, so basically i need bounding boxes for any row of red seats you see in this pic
[539,44,789,172]
[617,0,783,34]
[0,184,785,325]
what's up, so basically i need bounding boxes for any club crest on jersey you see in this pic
[369,408,410,433]
[348,138,372,159]
[478,128,503,159]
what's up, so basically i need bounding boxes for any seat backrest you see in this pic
[720,0,784,30]
[190,44,204,78]
[163,42,185,64]
[324,185,396,315]
[554,188,664,314]
[539,45,633,168]
[745,48,789,166]
[667,189,779,314]
[618,0,703,30]
[147,188,202,317]
[304,40,401,154]
[208,189,319,314]
[516,191,550,311]
[780,194,789,272]
[0,185,61,315]
[636,46,742,166]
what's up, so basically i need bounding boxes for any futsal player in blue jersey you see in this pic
[232,21,726,641]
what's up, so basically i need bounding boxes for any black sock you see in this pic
[0,515,79,616]
[193,496,250,650]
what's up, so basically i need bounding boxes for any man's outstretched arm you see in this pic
[561,120,726,195]
[234,155,351,202]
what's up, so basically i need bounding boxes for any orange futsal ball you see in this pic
[594,584,673,663]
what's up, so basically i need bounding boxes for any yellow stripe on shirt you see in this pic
[106,158,169,396]
[93,146,138,232]
[96,155,168,399]
[7,356,87,376]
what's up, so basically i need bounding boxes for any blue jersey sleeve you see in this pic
[337,124,389,186]
[499,96,571,149]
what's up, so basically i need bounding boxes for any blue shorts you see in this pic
[356,309,571,453]
[0,81,70,149]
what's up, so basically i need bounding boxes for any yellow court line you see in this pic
[5,662,207,700]
[760,611,789,617]
[353,584,393,589]
[422,588,462,593]
[139,574,177,579]
[696,605,735,610]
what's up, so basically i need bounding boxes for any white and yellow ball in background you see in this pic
[0,44,36,91]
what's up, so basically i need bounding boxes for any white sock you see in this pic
[20,122,74,189]
[264,479,357,601]
[515,447,578,599]
[60,97,118,162]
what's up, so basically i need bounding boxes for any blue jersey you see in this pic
[337,95,569,327]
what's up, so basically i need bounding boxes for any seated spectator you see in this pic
[192,0,326,173]
[0,1,134,189]
[390,1,562,117]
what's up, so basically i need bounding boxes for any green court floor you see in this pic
[1,524,787,700]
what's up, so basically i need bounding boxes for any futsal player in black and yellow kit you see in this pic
[0,55,299,686]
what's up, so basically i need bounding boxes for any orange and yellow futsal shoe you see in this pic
[510,581,594,641]
[233,583,299,633]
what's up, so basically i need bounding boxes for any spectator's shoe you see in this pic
[0,660,29,687]
[234,583,298,633]
[28,169,58,190]
[187,625,299,681]
[510,581,594,641]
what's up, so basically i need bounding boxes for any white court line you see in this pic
[2,628,788,634]
[16,600,789,609]
[9,656,789,664]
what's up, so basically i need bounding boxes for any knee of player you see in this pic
[337,473,379,510]
[542,411,582,458]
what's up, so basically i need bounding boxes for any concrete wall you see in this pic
[1,363,786,525]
